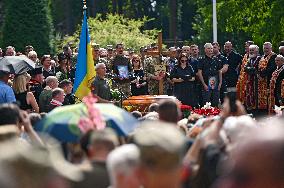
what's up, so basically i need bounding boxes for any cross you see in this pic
[143,32,171,95]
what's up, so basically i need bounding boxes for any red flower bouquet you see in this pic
[180,104,193,118]
[193,102,220,116]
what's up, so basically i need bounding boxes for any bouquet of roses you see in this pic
[180,104,193,118]
[193,102,220,116]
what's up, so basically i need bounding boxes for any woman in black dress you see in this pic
[12,73,39,113]
[171,53,197,107]
[55,53,75,82]
[130,55,148,96]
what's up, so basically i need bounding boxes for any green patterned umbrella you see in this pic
[35,103,138,142]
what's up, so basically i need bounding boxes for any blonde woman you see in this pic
[13,73,39,113]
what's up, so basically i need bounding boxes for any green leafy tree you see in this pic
[2,0,54,55]
[222,0,284,49]
[193,0,284,52]
[58,14,160,51]
[50,0,81,35]
[180,0,197,40]
[49,0,198,45]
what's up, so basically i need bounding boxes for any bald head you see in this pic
[279,46,284,56]
[204,43,213,57]
[275,55,284,68]
[95,63,106,77]
[224,41,233,54]
[45,76,58,89]
[221,123,284,188]
[263,42,273,56]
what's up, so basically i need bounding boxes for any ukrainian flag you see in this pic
[73,10,96,100]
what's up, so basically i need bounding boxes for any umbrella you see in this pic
[0,56,35,74]
[34,103,139,142]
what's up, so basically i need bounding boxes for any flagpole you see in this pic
[83,0,88,57]
[213,0,217,42]
[83,0,87,10]
[73,0,96,99]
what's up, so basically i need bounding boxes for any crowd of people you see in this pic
[91,40,284,118]
[0,40,284,187]
[1,40,284,116]
[0,96,283,188]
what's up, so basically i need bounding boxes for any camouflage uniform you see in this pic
[163,57,178,95]
[105,57,113,74]
[144,56,167,95]
[94,57,108,66]
[38,88,52,113]
[111,80,131,99]
[111,55,132,98]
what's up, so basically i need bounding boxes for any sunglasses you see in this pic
[181,60,188,63]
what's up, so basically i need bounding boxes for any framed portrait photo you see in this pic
[117,65,129,79]
[208,76,218,90]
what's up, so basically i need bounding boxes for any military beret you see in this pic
[29,66,43,76]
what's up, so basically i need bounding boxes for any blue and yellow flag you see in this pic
[73,10,96,100]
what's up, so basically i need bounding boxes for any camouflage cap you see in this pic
[25,45,34,50]
[91,43,100,50]
[106,45,113,51]
[133,121,186,170]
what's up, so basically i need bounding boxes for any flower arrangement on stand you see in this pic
[193,102,221,116]
[111,89,121,101]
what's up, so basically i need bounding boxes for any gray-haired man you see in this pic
[197,43,223,107]
[92,63,112,103]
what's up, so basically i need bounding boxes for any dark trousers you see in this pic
[220,82,227,104]
[196,83,203,107]
[202,89,220,107]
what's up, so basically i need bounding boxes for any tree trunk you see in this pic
[168,0,177,41]
[90,0,96,17]
[117,0,123,14]
[180,0,197,40]
[0,0,4,27]
[112,0,117,14]
[64,0,72,34]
